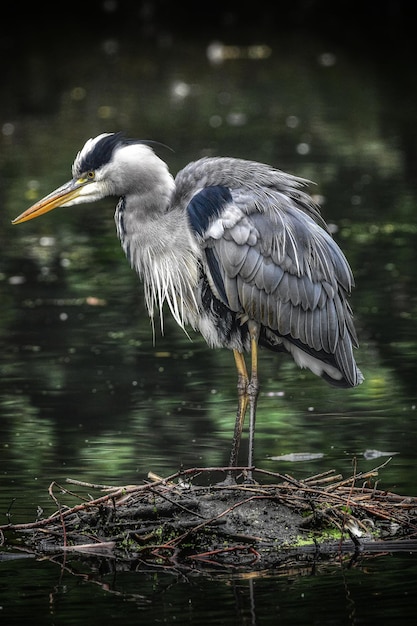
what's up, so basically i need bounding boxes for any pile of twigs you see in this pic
[1,462,417,568]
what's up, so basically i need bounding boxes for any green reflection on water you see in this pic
[1,36,417,518]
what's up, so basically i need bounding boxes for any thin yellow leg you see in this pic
[228,349,249,468]
[247,322,260,481]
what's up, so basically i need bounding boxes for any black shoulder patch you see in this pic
[187,185,232,236]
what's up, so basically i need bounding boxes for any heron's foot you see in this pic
[215,468,257,486]
[242,469,258,485]
[215,472,237,487]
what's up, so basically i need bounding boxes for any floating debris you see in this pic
[363,449,399,460]
[270,452,324,462]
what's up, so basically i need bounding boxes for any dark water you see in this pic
[1,553,417,625]
[1,17,417,625]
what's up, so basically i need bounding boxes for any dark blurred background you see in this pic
[3,0,416,67]
[1,0,416,490]
[3,0,416,164]
[4,0,414,50]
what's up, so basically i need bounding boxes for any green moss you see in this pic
[289,528,346,548]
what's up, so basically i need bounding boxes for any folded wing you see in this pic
[186,180,362,387]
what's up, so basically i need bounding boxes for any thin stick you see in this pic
[48,482,67,547]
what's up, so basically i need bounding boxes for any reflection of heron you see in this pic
[13,132,363,480]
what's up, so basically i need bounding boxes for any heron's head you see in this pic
[12,132,171,224]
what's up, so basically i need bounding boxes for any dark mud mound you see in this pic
[2,464,417,571]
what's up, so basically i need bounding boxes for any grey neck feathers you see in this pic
[114,177,200,333]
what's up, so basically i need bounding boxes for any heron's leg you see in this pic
[228,349,249,469]
[246,322,260,482]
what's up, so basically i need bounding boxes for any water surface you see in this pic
[1,26,417,625]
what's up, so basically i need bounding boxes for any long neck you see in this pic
[115,179,201,332]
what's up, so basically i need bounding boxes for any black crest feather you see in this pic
[74,133,125,175]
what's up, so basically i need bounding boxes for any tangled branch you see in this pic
[2,462,417,568]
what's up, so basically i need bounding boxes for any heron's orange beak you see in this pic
[12,179,86,224]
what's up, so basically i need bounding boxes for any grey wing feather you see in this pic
[258,259,284,294]
[178,157,362,386]
[218,237,247,277]
[201,189,360,385]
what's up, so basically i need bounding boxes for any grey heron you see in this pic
[13,132,363,481]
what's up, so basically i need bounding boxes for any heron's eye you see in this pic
[87,171,95,180]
